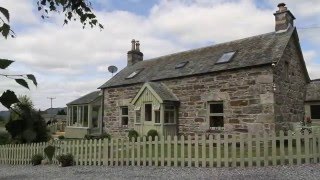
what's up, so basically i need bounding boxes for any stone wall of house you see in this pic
[103,65,276,137]
[273,35,308,131]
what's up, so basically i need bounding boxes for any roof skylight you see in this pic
[175,61,189,69]
[126,69,144,79]
[216,51,236,64]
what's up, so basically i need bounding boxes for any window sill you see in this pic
[164,123,176,126]
[121,125,129,128]
[209,127,224,130]
[134,123,142,125]
[66,126,89,129]
[154,123,161,126]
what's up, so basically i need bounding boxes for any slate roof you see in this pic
[67,91,101,105]
[148,82,179,102]
[306,80,320,102]
[99,28,295,89]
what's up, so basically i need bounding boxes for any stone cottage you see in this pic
[97,3,313,137]
[65,3,319,138]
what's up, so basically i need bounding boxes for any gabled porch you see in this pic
[131,82,179,137]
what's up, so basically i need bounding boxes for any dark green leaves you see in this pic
[0,90,19,109]
[0,59,14,69]
[0,7,9,22]
[0,23,11,38]
[27,74,37,86]
[15,79,29,89]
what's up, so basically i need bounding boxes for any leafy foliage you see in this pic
[57,109,66,115]
[0,59,13,69]
[128,129,139,141]
[147,129,159,141]
[5,96,49,143]
[36,0,103,29]
[0,132,10,145]
[0,90,20,109]
[44,145,55,163]
[56,153,74,167]
[31,154,44,166]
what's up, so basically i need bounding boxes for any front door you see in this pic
[143,103,155,135]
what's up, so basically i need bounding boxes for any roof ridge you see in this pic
[137,31,276,64]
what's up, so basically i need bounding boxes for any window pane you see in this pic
[92,106,99,128]
[83,106,88,127]
[210,103,223,113]
[169,111,175,123]
[72,106,77,125]
[121,107,128,115]
[311,105,320,119]
[79,106,83,124]
[164,111,169,123]
[209,116,224,127]
[122,117,129,126]
[136,110,141,123]
[165,105,174,110]
[145,104,152,121]
[155,111,160,123]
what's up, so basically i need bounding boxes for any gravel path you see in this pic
[0,164,320,180]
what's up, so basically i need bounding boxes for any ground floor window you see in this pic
[145,104,152,122]
[311,105,320,119]
[208,102,224,129]
[164,105,175,124]
[92,106,100,128]
[121,106,129,126]
[69,105,89,127]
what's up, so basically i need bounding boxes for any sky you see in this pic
[0,0,320,111]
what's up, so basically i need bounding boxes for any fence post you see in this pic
[125,138,129,166]
[263,132,268,166]
[296,131,302,165]
[201,134,206,167]
[312,132,317,163]
[142,136,147,166]
[174,136,178,167]
[103,138,108,166]
[167,135,172,167]
[216,134,222,167]
[148,136,152,166]
[304,130,310,164]
[161,136,165,166]
[187,135,192,167]
[155,136,159,166]
[137,137,141,166]
[224,134,229,167]
[256,134,261,167]
[231,134,237,167]
[181,136,185,167]
[195,134,199,167]
[288,130,293,165]
[209,135,213,167]
[240,133,245,167]
[279,130,285,165]
[131,138,135,166]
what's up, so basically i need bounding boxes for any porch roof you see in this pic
[306,79,320,102]
[67,91,101,105]
[131,82,179,104]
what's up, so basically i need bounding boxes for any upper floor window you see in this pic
[208,102,224,129]
[120,106,129,126]
[216,51,236,64]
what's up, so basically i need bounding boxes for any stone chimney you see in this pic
[127,39,143,66]
[274,3,296,32]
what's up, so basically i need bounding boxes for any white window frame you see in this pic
[208,102,224,130]
[120,106,129,127]
[164,104,176,124]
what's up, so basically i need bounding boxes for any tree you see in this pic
[0,0,102,110]
[5,96,49,143]
[57,109,67,115]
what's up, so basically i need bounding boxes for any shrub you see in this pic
[44,145,55,163]
[128,129,139,141]
[147,129,159,141]
[31,154,43,166]
[0,132,10,145]
[99,133,111,140]
[58,135,65,140]
[84,134,91,140]
[56,153,74,167]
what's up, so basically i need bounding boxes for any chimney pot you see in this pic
[274,3,295,32]
[136,41,140,52]
[127,39,143,66]
[131,39,136,51]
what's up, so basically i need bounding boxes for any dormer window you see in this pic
[216,51,236,64]
[126,68,144,79]
[175,61,189,69]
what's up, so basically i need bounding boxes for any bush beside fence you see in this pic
[0,130,320,167]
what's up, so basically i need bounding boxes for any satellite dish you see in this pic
[108,65,118,76]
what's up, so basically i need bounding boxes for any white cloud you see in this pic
[1,0,320,111]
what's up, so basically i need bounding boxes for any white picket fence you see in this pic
[1,130,320,167]
[47,122,65,134]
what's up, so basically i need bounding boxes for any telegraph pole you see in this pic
[47,97,56,109]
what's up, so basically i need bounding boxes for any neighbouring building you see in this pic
[66,3,320,138]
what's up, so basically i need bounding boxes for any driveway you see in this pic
[0,164,320,180]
